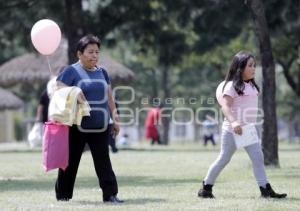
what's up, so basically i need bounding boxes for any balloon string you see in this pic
[46,55,53,75]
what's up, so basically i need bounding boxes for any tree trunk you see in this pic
[247,0,279,166]
[151,68,158,98]
[161,66,170,145]
[64,0,85,63]
[194,122,200,142]
[295,121,300,137]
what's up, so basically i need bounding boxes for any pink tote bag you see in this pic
[42,121,69,172]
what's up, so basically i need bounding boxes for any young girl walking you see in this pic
[198,51,287,199]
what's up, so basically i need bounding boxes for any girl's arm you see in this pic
[221,95,242,135]
[107,85,120,136]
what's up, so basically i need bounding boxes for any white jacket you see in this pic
[48,86,91,126]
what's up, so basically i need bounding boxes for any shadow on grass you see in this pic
[2,148,300,155]
[285,197,300,201]
[73,175,199,188]
[117,176,199,187]
[118,198,166,204]
[2,146,300,154]
[76,198,166,206]
[0,175,199,192]
[0,178,54,192]
[0,147,220,153]
[0,149,42,154]
[118,147,220,153]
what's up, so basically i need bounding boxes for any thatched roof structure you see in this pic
[0,87,23,110]
[0,41,135,86]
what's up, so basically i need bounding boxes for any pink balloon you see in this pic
[31,19,61,55]
[216,81,225,106]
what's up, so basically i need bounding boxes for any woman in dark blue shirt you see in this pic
[55,34,123,203]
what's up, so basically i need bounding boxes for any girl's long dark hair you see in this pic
[223,51,260,95]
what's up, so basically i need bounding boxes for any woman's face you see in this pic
[78,44,99,69]
[242,57,256,81]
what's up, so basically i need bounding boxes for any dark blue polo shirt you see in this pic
[56,62,110,129]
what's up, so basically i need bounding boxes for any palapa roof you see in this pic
[0,41,135,86]
[0,87,23,110]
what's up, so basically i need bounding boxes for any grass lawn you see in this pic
[0,141,300,210]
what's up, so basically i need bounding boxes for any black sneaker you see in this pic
[103,195,124,203]
[198,181,215,198]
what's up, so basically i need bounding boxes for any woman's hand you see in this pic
[56,81,86,104]
[77,91,87,104]
[112,122,120,137]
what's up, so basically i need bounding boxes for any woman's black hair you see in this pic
[223,51,260,95]
[76,34,101,53]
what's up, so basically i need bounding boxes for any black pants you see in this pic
[151,136,161,145]
[108,124,118,153]
[55,125,118,201]
[204,134,216,146]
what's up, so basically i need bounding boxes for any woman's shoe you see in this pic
[198,181,215,198]
[103,195,124,203]
[57,198,70,201]
[259,183,287,198]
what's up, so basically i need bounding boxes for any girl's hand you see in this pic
[233,126,243,135]
[232,121,242,135]
[233,125,242,135]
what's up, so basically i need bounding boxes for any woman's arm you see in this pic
[107,85,120,136]
[221,95,242,135]
[56,81,86,103]
[56,80,68,89]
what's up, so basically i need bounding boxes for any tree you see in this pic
[246,0,279,166]
[264,0,300,98]
[191,0,249,53]
[273,36,300,98]
[0,0,65,63]
[1,0,298,148]
[192,0,283,165]
[99,0,190,144]
[64,0,85,63]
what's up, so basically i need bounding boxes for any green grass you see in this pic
[1,142,300,210]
